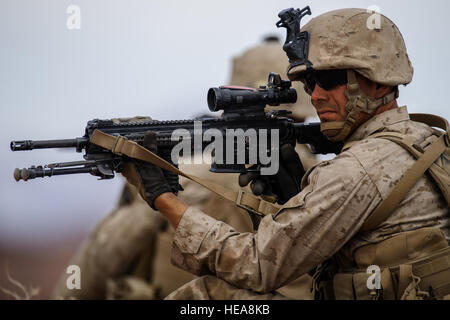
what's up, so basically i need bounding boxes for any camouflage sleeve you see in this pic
[170,151,381,293]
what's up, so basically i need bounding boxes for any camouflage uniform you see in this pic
[164,8,450,300]
[165,106,449,299]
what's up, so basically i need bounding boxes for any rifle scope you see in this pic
[207,86,297,112]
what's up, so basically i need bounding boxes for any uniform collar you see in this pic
[346,106,410,142]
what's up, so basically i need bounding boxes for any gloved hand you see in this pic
[160,158,184,195]
[238,143,305,204]
[122,131,180,209]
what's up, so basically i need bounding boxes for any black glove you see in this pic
[122,131,177,210]
[238,143,305,204]
[160,156,184,195]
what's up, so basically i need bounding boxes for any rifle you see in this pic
[10,73,342,182]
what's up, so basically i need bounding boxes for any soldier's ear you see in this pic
[355,72,391,100]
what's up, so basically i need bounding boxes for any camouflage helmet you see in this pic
[229,35,316,121]
[279,7,413,141]
[286,8,413,86]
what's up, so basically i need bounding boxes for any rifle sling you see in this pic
[358,133,446,233]
[90,129,282,217]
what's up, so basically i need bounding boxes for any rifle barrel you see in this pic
[10,138,88,151]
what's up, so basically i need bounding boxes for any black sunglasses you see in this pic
[304,69,348,92]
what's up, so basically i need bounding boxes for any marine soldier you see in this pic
[122,8,450,300]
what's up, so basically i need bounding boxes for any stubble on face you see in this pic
[311,84,349,123]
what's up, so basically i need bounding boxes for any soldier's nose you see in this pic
[311,85,329,104]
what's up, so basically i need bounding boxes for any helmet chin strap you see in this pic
[320,70,399,142]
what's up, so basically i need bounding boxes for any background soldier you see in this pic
[51,36,318,300]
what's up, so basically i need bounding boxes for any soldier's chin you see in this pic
[318,112,339,122]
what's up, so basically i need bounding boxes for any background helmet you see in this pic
[229,35,316,121]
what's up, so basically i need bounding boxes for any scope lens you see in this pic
[207,88,220,112]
